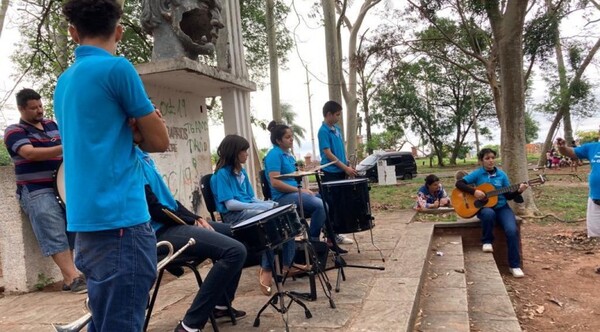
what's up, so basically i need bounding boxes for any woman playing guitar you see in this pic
[455,148,529,278]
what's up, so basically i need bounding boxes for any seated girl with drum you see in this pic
[211,134,308,296]
[414,174,452,210]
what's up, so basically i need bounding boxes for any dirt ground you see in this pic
[503,171,600,332]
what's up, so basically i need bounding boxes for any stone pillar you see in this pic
[0,167,61,293]
[217,0,258,190]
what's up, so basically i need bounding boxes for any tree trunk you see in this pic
[0,0,9,39]
[322,0,343,106]
[266,0,281,121]
[486,0,538,215]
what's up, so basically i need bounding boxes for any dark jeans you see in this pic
[156,222,246,329]
[322,171,346,183]
[75,222,157,332]
[477,205,521,268]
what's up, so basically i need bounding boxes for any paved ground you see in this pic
[0,210,430,332]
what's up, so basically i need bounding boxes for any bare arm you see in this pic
[17,144,62,161]
[556,138,578,159]
[134,109,169,152]
[322,148,357,176]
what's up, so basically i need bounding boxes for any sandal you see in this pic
[285,263,312,277]
[258,268,272,296]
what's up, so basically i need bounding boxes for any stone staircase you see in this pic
[412,230,522,332]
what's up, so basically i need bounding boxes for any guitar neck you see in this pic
[486,184,520,198]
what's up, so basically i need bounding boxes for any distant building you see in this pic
[525,143,542,154]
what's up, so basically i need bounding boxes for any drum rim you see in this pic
[322,178,368,186]
[231,204,296,229]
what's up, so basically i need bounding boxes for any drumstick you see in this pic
[162,208,187,225]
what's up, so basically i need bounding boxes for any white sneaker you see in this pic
[335,234,354,245]
[482,243,493,253]
[509,267,525,278]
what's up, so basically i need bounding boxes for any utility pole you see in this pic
[305,68,317,160]
[471,84,480,153]
[266,0,281,121]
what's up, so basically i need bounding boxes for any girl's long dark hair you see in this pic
[215,134,250,172]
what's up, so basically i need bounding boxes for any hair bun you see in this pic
[267,120,278,132]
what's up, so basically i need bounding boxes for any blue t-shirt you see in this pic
[264,145,297,200]
[462,167,511,208]
[136,148,178,233]
[318,122,347,173]
[211,166,255,214]
[54,45,154,232]
[575,142,600,199]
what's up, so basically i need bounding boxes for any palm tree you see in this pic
[280,103,306,149]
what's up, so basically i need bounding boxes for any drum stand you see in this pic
[253,247,312,332]
[315,173,385,293]
[285,175,335,308]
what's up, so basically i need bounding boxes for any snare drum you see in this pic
[53,162,66,209]
[322,178,372,233]
[231,204,303,253]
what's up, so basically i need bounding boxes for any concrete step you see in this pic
[414,234,470,331]
[464,245,522,332]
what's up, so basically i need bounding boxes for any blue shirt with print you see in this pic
[318,122,347,173]
[462,167,511,208]
[264,145,297,200]
[575,142,600,199]
[211,165,255,214]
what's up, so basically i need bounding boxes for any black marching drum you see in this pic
[321,178,372,234]
[231,204,303,253]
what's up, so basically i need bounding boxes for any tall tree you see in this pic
[280,102,306,149]
[0,0,9,39]
[265,0,281,121]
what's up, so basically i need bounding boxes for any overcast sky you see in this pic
[1,1,599,159]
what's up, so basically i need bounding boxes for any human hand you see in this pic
[474,190,486,200]
[196,218,214,231]
[128,118,143,144]
[344,166,358,177]
[432,200,440,208]
[518,182,529,193]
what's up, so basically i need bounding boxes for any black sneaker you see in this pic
[326,239,348,254]
[213,307,246,322]
[174,321,201,332]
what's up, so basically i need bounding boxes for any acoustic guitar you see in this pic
[451,175,546,218]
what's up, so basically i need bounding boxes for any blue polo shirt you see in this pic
[211,166,255,214]
[575,142,600,199]
[462,167,511,208]
[264,145,297,200]
[318,122,346,173]
[4,119,62,194]
[54,45,154,232]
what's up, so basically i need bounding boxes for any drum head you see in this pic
[322,178,368,187]
[231,204,294,229]
[53,162,66,207]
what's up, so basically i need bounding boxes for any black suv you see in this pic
[356,151,417,182]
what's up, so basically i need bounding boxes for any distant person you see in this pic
[3,88,86,293]
[414,174,451,210]
[317,100,356,245]
[546,150,553,169]
[556,137,600,238]
[455,148,529,278]
[54,0,169,330]
[138,147,247,331]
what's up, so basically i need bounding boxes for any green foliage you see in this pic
[576,130,599,144]
[279,103,306,149]
[0,139,11,166]
[523,11,559,61]
[365,129,405,152]
[524,112,539,144]
[35,273,54,291]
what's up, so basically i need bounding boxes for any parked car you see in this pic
[356,151,417,182]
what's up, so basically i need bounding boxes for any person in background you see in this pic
[414,174,451,210]
[54,0,169,330]
[556,137,600,239]
[211,134,307,296]
[3,88,86,293]
[138,147,247,331]
[317,100,356,245]
[455,148,528,278]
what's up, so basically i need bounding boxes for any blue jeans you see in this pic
[156,222,246,329]
[75,222,157,332]
[222,209,296,271]
[18,187,74,256]
[277,192,325,241]
[477,205,521,268]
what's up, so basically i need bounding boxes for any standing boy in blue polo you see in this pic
[317,100,357,245]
